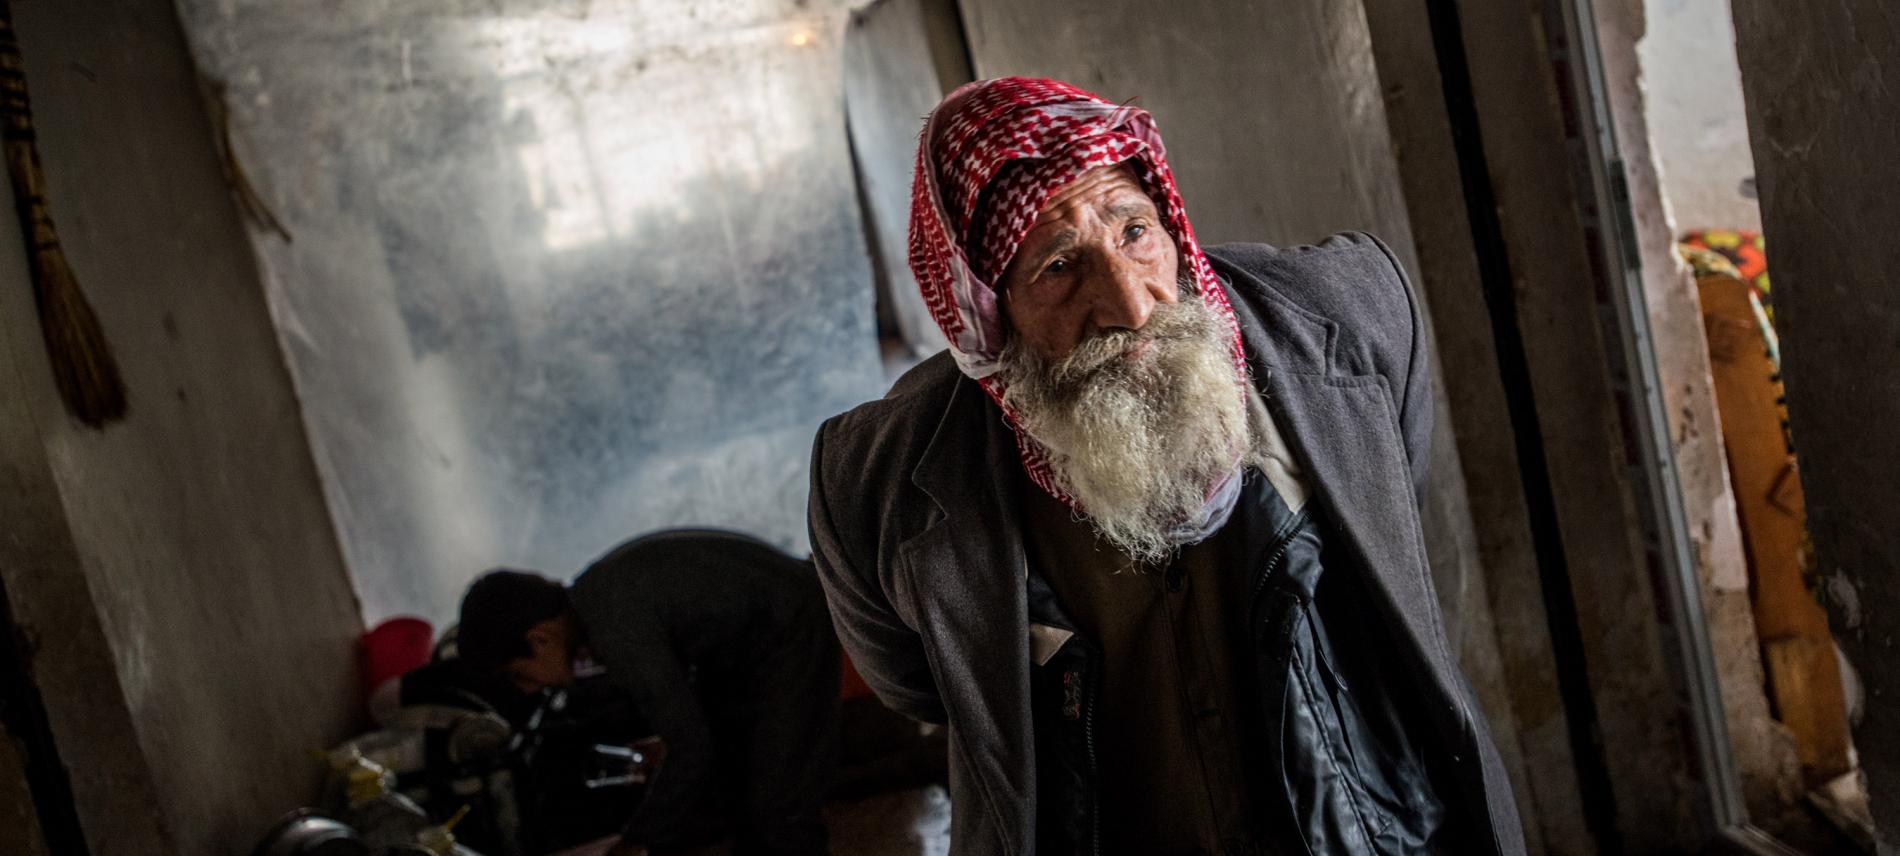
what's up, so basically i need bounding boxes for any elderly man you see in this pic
[808,77,1524,855]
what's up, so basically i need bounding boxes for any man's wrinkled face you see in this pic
[996,164,1252,563]
[998,164,1181,361]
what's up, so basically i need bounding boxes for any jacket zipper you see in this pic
[1032,585,1100,856]
[1085,664,1101,856]
[1249,508,1308,624]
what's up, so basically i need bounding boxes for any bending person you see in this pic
[457,529,839,856]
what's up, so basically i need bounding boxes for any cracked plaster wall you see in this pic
[0,1,366,852]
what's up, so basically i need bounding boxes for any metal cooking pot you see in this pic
[249,808,370,856]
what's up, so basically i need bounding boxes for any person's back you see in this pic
[572,529,826,673]
[571,529,839,856]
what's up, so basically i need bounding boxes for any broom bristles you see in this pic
[31,243,126,426]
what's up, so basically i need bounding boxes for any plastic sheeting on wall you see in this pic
[173,0,885,624]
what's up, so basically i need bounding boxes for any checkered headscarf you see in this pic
[908,76,1246,507]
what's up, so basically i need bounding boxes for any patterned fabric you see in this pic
[1681,244,1781,371]
[1681,239,1788,447]
[907,76,1247,508]
[1679,244,1743,281]
[1683,228,1772,321]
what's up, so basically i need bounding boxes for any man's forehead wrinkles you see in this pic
[1040,164,1130,212]
[1021,228,1080,267]
[1105,196,1155,218]
[1027,193,1147,245]
[1039,178,1149,224]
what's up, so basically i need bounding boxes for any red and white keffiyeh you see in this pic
[907,76,1247,508]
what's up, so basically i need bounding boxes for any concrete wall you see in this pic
[843,0,965,366]
[1449,0,1709,848]
[0,353,164,853]
[1730,0,1900,843]
[1637,0,1762,233]
[0,721,49,856]
[1358,0,1589,849]
[0,1,365,852]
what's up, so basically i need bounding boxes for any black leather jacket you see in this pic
[1027,473,1462,855]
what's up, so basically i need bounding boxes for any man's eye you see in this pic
[1124,223,1147,242]
[1043,258,1070,276]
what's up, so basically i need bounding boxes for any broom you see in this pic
[0,2,126,426]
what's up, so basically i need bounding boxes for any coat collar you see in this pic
[910,363,1022,519]
[901,371,1039,852]
[1217,258,1457,679]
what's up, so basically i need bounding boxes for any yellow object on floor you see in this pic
[1697,267,1850,784]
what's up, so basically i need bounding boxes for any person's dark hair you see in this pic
[456,569,570,671]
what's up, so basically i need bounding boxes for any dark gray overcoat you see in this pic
[808,233,1526,855]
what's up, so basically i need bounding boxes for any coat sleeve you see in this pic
[807,419,949,725]
[1366,233,1434,508]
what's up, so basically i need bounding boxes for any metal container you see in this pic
[249,809,371,856]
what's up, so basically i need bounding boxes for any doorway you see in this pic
[1491,0,1868,850]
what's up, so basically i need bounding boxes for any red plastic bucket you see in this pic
[361,616,435,694]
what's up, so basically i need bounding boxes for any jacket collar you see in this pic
[902,370,1039,851]
[1217,255,1463,699]
[910,364,1022,520]
[1212,256,1338,378]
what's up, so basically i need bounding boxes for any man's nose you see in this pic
[1089,254,1173,332]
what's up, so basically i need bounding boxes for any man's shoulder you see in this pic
[824,350,959,434]
[1205,231,1412,317]
[1206,232,1419,366]
[809,353,966,567]
[812,351,961,494]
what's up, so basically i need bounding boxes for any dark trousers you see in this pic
[724,617,840,855]
[666,607,840,856]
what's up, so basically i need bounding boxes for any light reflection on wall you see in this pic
[479,13,831,253]
[174,0,882,625]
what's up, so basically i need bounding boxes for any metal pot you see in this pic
[249,808,371,856]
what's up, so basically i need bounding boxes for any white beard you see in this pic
[999,289,1253,563]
